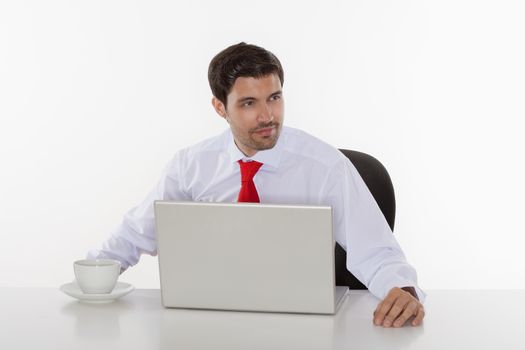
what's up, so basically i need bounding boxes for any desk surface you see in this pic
[1,288,524,350]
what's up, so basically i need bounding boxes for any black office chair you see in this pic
[335,149,396,289]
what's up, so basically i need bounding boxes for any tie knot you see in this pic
[238,160,263,182]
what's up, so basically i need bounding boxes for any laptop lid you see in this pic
[154,201,346,314]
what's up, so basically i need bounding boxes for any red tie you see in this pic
[237,160,263,203]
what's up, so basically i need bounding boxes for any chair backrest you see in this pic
[335,149,396,289]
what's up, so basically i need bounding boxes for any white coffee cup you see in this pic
[74,259,121,294]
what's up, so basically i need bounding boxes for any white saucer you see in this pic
[60,281,135,303]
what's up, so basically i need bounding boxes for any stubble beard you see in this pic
[235,122,282,154]
[248,122,281,151]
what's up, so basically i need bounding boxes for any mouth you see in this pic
[253,125,277,137]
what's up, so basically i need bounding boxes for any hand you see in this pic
[373,287,425,327]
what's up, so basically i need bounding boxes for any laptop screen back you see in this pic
[154,201,337,314]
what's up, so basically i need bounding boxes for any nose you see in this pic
[257,103,274,123]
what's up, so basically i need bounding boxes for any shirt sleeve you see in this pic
[321,156,426,302]
[86,153,188,272]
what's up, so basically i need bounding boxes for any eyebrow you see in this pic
[237,90,282,104]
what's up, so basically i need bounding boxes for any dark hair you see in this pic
[208,42,284,107]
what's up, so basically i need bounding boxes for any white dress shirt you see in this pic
[88,126,424,301]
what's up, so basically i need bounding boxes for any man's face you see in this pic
[212,74,284,157]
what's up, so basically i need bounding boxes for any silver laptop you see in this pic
[154,201,348,314]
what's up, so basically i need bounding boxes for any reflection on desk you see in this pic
[1,288,524,350]
[160,303,337,349]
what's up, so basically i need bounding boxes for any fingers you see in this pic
[373,298,391,325]
[373,287,425,327]
[373,289,399,326]
[382,297,408,327]
[411,306,425,326]
[392,300,418,327]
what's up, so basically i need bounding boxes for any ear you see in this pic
[211,97,228,120]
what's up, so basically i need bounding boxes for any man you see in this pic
[88,42,425,327]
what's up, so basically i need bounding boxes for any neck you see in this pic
[234,140,258,157]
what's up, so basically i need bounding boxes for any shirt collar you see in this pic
[226,128,284,171]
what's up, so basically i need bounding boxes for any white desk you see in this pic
[1,288,524,349]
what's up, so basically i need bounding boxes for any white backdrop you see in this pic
[1,0,524,290]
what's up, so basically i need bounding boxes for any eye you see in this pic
[271,94,281,101]
[241,100,254,107]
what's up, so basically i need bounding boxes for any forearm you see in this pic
[86,214,157,272]
[345,242,421,298]
[87,154,184,271]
